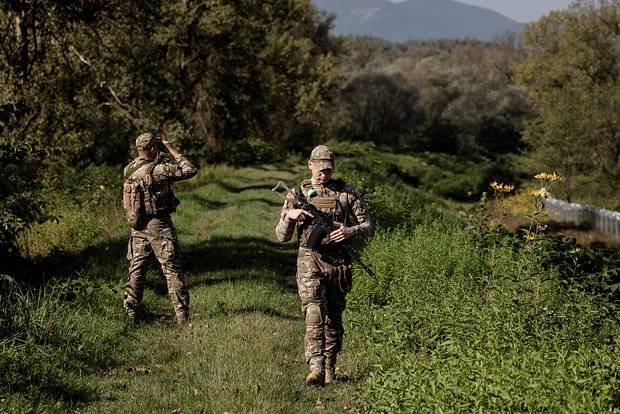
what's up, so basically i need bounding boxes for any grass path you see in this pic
[81,164,360,413]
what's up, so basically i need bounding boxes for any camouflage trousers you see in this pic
[296,247,352,376]
[124,216,190,323]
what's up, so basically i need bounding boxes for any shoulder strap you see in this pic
[124,160,153,180]
[332,178,346,192]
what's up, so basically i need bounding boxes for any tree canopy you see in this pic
[515,0,620,202]
[0,0,338,262]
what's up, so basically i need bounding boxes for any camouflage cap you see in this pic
[135,132,159,150]
[309,145,335,170]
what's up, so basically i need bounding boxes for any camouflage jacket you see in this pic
[275,178,373,247]
[124,154,197,182]
[123,154,197,216]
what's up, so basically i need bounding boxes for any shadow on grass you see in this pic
[182,235,298,291]
[1,357,94,406]
[210,303,301,321]
[183,193,228,210]
[216,181,281,194]
[6,235,129,286]
[9,231,298,288]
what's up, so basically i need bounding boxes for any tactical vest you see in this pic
[124,159,180,218]
[298,179,348,249]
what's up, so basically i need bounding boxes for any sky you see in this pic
[389,0,575,23]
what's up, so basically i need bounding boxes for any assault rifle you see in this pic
[272,181,376,279]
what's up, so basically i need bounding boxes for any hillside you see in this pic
[312,0,525,41]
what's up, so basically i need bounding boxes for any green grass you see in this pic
[3,157,620,413]
[3,162,364,413]
[347,223,620,413]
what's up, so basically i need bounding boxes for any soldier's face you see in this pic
[308,161,333,184]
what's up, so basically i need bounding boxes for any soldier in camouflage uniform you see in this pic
[276,145,374,385]
[123,132,197,324]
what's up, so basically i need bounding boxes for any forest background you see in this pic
[5,0,620,260]
[3,0,620,412]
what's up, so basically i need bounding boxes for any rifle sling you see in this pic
[124,160,153,180]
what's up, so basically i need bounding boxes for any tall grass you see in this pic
[0,275,123,413]
[346,217,620,412]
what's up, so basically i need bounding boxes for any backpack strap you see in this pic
[124,160,153,180]
[146,162,156,175]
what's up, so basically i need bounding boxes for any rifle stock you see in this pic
[272,181,377,279]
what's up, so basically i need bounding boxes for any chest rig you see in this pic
[298,179,348,249]
[125,159,179,217]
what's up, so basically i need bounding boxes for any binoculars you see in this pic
[153,137,167,152]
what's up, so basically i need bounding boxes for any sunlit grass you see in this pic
[2,162,363,413]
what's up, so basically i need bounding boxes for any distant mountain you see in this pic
[312,0,525,42]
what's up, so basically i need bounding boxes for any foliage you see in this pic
[543,237,620,296]
[346,168,620,412]
[515,0,620,202]
[4,160,620,412]
[0,125,54,269]
[0,0,340,262]
[327,72,423,147]
[347,215,620,413]
[330,35,534,158]
[0,275,121,412]
[319,141,443,228]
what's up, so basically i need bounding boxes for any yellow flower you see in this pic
[490,181,514,193]
[530,189,549,198]
[534,172,562,182]
[524,234,536,241]
[569,247,581,254]
[99,185,106,191]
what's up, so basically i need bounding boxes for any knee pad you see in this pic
[306,304,323,326]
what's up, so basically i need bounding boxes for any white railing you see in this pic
[544,196,620,238]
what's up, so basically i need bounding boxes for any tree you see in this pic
[515,1,620,201]
[0,0,340,265]
[333,72,421,146]
[95,0,338,160]
[0,0,126,265]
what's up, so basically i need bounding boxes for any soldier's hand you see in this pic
[161,140,181,158]
[329,222,355,242]
[286,209,313,222]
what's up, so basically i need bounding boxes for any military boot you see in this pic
[305,356,325,386]
[305,372,324,386]
[325,357,336,384]
[176,312,189,325]
[123,301,139,324]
